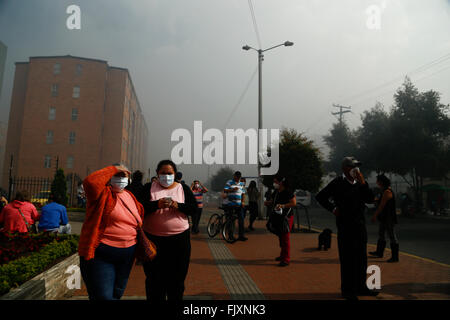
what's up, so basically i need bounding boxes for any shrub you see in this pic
[0,234,79,295]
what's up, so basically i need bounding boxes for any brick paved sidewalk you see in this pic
[71,208,450,300]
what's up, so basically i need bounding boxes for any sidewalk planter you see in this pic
[0,233,79,299]
[0,253,79,300]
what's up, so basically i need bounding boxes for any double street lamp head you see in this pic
[242,41,294,52]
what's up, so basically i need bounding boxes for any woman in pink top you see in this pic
[141,159,197,301]
[0,191,39,234]
[78,164,144,300]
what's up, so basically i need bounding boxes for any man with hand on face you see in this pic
[223,171,247,241]
[316,157,378,300]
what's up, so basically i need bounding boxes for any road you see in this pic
[294,206,450,265]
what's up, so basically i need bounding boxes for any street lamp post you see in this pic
[242,41,294,218]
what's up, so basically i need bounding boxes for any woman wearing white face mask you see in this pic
[78,164,144,300]
[141,159,197,301]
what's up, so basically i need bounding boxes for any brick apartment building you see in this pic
[1,55,149,190]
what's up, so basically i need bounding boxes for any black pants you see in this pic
[248,201,258,227]
[226,206,245,237]
[192,207,203,232]
[337,226,368,295]
[143,229,191,301]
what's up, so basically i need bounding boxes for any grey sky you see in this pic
[1,0,449,183]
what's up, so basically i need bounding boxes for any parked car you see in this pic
[31,190,51,207]
[295,189,311,207]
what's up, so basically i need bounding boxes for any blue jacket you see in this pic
[38,202,69,230]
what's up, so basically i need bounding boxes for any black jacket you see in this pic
[316,175,374,231]
[142,182,197,217]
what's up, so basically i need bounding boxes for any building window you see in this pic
[49,107,56,120]
[46,130,53,144]
[76,64,82,76]
[73,86,80,98]
[67,156,74,169]
[69,131,76,144]
[71,108,78,121]
[53,63,61,75]
[51,84,58,97]
[44,155,52,168]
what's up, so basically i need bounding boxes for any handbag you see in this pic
[119,197,157,263]
[17,208,36,233]
[266,193,292,235]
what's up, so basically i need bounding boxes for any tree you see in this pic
[210,166,235,192]
[355,77,450,208]
[51,169,68,206]
[263,128,323,193]
[323,122,358,174]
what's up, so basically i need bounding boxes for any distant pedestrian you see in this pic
[264,187,273,219]
[264,175,296,266]
[78,164,144,300]
[191,180,208,234]
[246,181,260,231]
[240,177,249,225]
[77,182,86,208]
[38,193,71,234]
[141,160,197,301]
[369,174,399,262]
[0,195,8,212]
[126,170,145,204]
[0,191,39,234]
[223,171,247,241]
[316,156,378,300]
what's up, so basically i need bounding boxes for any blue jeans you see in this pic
[80,243,136,300]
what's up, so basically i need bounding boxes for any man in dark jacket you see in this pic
[126,170,145,204]
[316,156,378,300]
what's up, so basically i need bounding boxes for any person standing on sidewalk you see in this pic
[264,175,296,266]
[246,181,260,231]
[316,157,378,300]
[223,171,247,241]
[141,160,197,301]
[369,174,399,262]
[191,180,208,234]
[78,164,144,300]
[126,170,145,205]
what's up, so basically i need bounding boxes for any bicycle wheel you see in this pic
[207,213,222,238]
[222,216,238,243]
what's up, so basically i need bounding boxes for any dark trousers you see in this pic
[248,201,258,227]
[143,229,191,301]
[225,206,245,237]
[80,243,136,300]
[337,226,368,295]
[192,207,203,232]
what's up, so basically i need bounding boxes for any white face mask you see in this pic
[195,184,200,188]
[273,182,280,190]
[111,176,128,192]
[159,174,175,187]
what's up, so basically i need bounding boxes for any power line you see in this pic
[223,66,258,129]
[247,0,262,49]
[335,52,450,105]
[331,104,352,125]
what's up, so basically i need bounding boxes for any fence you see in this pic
[8,174,82,208]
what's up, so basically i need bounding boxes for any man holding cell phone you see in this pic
[316,156,378,300]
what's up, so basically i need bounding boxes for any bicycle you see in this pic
[207,206,240,243]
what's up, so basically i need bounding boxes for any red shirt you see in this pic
[0,200,40,233]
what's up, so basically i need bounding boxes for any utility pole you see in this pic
[332,104,352,125]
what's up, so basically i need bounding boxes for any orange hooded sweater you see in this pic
[78,166,144,260]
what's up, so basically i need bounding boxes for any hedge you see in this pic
[0,235,79,296]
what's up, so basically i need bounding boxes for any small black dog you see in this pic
[318,228,332,250]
